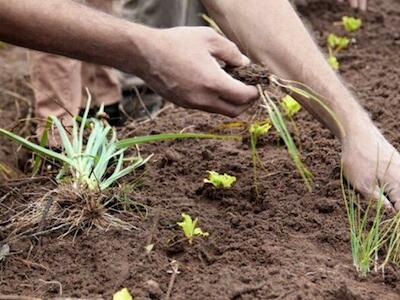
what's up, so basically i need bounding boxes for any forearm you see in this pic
[202,0,371,141]
[0,0,152,75]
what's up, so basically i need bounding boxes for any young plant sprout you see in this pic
[249,121,271,196]
[204,171,237,189]
[0,91,151,191]
[342,181,387,277]
[328,55,340,70]
[281,95,301,118]
[327,34,350,71]
[177,213,209,244]
[113,288,133,300]
[258,85,313,191]
[342,16,362,32]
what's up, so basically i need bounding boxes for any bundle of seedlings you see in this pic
[0,91,238,241]
[226,64,342,191]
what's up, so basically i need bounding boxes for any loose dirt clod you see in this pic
[225,64,271,88]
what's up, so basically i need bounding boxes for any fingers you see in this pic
[342,0,367,10]
[359,0,368,11]
[210,67,259,105]
[207,32,250,67]
[192,94,254,118]
[367,186,395,213]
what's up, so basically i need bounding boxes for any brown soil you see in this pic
[1,0,400,299]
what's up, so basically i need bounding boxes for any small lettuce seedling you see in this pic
[326,34,349,71]
[328,55,340,70]
[281,95,301,118]
[204,171,236,189]
[113,288,133,300]
[249,122,271,137]
[327,34,350,51]
[342,16,362,32]
[177,213,209,244]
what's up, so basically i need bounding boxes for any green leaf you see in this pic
[342,16,362,32]
[249,122,271,137]
[177,213,209,244]
[281,95,301,118]
[113,288,133,300]
[327,33,350,50]
[328,55,340,70]
[0,128,74,165]
[204,171,237,189]
[117,133,241,149]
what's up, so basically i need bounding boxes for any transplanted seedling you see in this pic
[113,288,133,300]
[342,16,362,32]
[204,171,237,189]
[177,213,209,244]
[327,34,350,71]
[249,121,271,196]
[281,95,301,118]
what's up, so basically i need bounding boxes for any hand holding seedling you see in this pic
[136,27,259,117]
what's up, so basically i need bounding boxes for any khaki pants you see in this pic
[30,0,121,142]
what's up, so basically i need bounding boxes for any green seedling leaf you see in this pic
[32,117,53,176]
[328,55,340,70]
[249,122,271,137]
[342,16,362,32]
[177,213,209,244]
[204,171,237,189]
[327,33,350,51]
[281,95,301,118]
[113,288,133,300]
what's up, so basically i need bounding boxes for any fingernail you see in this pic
[242,55,251,65]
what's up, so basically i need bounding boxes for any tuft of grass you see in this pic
[341,177,387,277]
[0,91,150,191]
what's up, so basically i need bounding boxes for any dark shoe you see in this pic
[120,87,163,120]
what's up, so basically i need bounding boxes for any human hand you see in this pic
[136,27,259,117]
[342,121,400,212]
[293,0,368,11]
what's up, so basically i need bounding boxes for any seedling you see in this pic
[327,34,350,51]
[249,121,271,196]
[326,34,350,71]
[328,54,340,70]
[342,16,362,32]
[204,171,236,189]
[113,288,133,300]
[281,95,301,118]
[258,85,313,191]
[177,213,209,244]
[341,168,390,277]
[0,92,150,191]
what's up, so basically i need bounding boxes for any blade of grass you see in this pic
[258,85,313,191]
[117,133,241,148]
[0,128,74,166]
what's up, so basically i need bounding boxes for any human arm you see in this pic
[0,0,257,117]
[295,0,368,11]
[202,0,400,210]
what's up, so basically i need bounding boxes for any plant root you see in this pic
[2,185,138,242]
